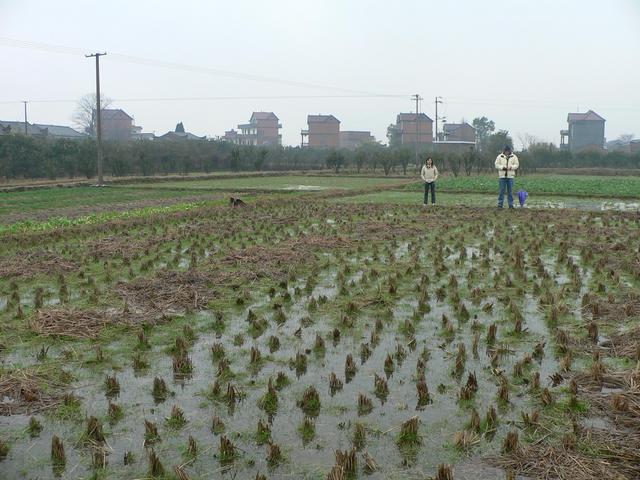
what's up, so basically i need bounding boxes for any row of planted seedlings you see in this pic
[2,207,413,477]
[492,211,640,478]
[0,201,339,476]
[0,202,408,476]
[1,205,312,313]
[2,203,636,478]
[123,214,572,478]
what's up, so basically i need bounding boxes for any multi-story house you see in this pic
[443,122,476,143]
[339,131,375,149]
[560,110,605,153]
[301,114,340,148]
[394,113,433,146]
[228,112,282,146]
[100,109,135,141]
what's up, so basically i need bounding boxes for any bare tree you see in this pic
[517,133,542,151]
[618,133,635,144]
[72,93,113,136]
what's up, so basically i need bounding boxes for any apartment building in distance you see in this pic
[301,114,340,148]
[339,130,375,149]
[560,110,605,153]
[223,112,282,146]
[394,112,433,146]
[100,109,135,141]
[442,122,476,143]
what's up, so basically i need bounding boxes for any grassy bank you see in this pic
[335,190,640,210]
[404,174,640,198]
[0,186,216,217]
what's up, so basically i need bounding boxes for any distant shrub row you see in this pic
[0,134,638,181]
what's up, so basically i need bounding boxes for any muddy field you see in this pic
[0,198,639,479]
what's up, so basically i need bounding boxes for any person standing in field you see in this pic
[421,157,438,206]
[495,145,519,208]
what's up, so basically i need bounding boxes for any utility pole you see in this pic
[434,96,443,142]
[22,101,28,135]
[86,52,107,186]
[411,94,423,167]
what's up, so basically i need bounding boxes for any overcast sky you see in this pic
[1,0,639,147]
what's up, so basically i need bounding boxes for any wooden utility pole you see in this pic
[434,96,443,142]
[411,94,423,167]
[22,101,28,135]
[86,52,107,186]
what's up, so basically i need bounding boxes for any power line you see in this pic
[0,94,408,105]
[3,38,640,117]
[0,37,390,96]
[2,38,638,111]
[1,95,638,113]
[445,97,640,112]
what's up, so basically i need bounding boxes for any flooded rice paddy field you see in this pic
[0,200,639,479]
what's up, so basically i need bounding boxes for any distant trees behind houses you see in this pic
[0,133,638,182]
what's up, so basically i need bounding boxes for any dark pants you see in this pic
[424,182,436,204]
[498,177,514,208]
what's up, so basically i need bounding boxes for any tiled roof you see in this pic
[307,114,340,123]
[567,110,605,122]
[250,112,279,121]
[397,113,433,122]
[33,124,86,138]
[100,109,133,120]
[158,131,205,140]
[0,120,46,135]
[443,122,475,132]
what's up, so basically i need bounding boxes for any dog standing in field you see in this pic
[229,197,246,207]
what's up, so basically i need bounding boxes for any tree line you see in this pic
[0,133,638,181]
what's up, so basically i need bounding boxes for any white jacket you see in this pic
[495,153,519,178]
[420,165,438,183]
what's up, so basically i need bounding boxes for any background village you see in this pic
[2,103,639,156]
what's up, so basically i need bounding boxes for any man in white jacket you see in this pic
[494,145,519,208]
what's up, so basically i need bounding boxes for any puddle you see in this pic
[282,185,330,191]
[0,205,621,479]
[1,268,565,479]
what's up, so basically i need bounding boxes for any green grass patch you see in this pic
[403,174,640,198]
[335,190,639,209]
[0,185,213,216]
[0,200,212,235]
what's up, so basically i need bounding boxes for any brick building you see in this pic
[443,122,476,143]
[301,114,340,148]
[394,113,433,146]
[224,112,281,146]
[100,109,135,141]
[339,131,375,149]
